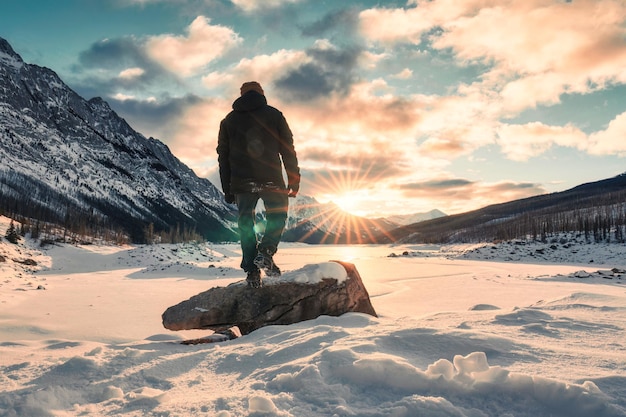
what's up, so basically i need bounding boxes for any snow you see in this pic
[272,262,348,284]
[1,215,625,416]
[0,51,23,71]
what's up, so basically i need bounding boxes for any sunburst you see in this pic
[288,156,398,244]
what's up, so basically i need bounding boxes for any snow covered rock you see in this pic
[161,261,378,335]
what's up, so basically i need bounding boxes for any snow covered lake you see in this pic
[1,217,625,416]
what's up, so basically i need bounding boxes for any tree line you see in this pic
[1,190,203,246]
[412,194,626,244]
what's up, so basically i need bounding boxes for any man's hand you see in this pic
[288,183,299,198]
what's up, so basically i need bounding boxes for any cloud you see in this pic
[396,177,546,213]
[77,37,152,70]
[496,122,587,161]
[415,87,501,158]
[158,96,232,173]
[358,0,626,155]
[145,16,242,76]
[72,37,180,98]
[202,48,309,94]
[74,16,244,97]
[201,39,364,102]
[499,73,566,114]
[392,68,413,80]
[432,0,626,109]
[274,40,363,101]
[587,111,626,156]
[118,67,145,80]
[418,137,468,156]
[399,178,475,191]
[358,6,430,45]
[106,94,204,141]
[112,92,138,101]
[230,0,302,12]
[301,147,409,194]
[495,113,626,160]
[300,8,360,38]
[279,80,426,160]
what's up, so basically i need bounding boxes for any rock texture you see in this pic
[162,261,377,335]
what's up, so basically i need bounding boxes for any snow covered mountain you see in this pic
[385,209,447,226]
[284,194,399,244]
[0,37,237,242]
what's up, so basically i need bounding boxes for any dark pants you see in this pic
[236,190,288,272]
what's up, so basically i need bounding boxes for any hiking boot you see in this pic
[246,269,262,288]
[253,249,281,277]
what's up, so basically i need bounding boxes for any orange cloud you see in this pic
[356,0,626,171]
[496,122,587,161]
[418,137,467,156]
[396,178,546,214]
[587,112,626,156]
[431,0,626,109]
[145,16,242,76]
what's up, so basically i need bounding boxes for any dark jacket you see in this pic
[217,91,300,195]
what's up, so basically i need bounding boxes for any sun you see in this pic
[331,193,360,214]
[288,155,398,244]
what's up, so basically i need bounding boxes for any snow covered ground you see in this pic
[1,215,625,417]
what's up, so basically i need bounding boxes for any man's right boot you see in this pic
[253,249,281,277]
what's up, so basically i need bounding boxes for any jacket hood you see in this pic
[232,91,267,112]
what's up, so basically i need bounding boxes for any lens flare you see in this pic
[290,157,398,244]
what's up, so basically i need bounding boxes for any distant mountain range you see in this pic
[370,174,626,244]
[384,209,447,226]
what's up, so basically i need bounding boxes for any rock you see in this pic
[12,258,37,266]
[469,304,501,311]
[180,326,242,345]
[573,270,591,278]
[162,261,378,335]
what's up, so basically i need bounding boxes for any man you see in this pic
[217,81,300,288]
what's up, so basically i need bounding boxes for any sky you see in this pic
[2,0,626,218]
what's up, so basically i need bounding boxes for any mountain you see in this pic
[0,37,237,242]
[370,173,626,244]
[282,194,399,244]
[385,209,447,226]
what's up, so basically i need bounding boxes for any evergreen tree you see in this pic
[5,220,20,244]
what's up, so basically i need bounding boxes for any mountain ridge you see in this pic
[371,173,626,244]
[1,36,237,242]
[384,209,447,226]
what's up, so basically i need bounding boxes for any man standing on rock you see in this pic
[217,81,300,288]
